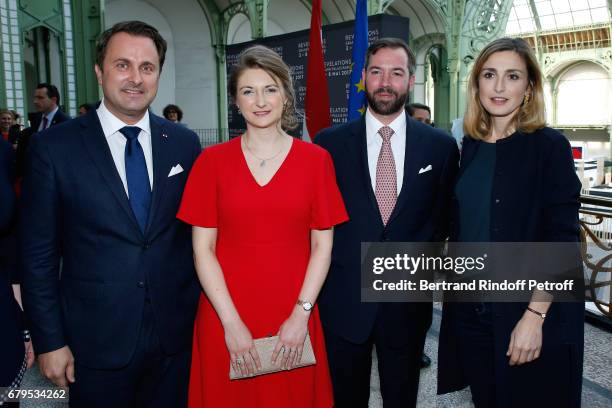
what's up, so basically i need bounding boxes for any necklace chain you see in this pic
[243,133,286,167]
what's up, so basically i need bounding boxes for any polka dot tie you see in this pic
[375,126,397,225]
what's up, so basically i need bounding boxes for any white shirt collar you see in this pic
[365,108,406,145]
[46,106,59,120]
[96,99,151,139]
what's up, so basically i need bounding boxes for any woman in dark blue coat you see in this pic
[437,38,583,407]
[0,138,33,407]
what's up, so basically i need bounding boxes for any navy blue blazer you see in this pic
[20,109,202,369]
[315,115,459,344]
[438,128,584,406]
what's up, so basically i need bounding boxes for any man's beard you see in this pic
[365,86,408,116]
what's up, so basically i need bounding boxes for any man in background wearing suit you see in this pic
[20,21,201,407]
[315,38,459,407]
[15,83,71,177]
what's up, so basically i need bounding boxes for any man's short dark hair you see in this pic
[365,37,416,76]
[163,104,183,122]
[95,20,167,71]
[79,103,94,112]
[407,103,431,116]
[37,83,60,106]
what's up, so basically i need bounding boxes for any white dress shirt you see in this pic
[96,100,154,195]
[38,105,59,131]
[365,108,406,194]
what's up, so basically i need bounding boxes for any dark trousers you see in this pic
[452,302,496,408]
[68,300,191,408]
[323,306,426,408]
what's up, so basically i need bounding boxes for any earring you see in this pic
[523,93,531,105]
[237,106,242,115]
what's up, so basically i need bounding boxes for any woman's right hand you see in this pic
[224,319,262,377]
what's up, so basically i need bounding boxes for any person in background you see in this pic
[15,83,71,178]
[406,101,434,370]
[1,109,15,141]
[437,37,584,408]
[407,102,432,126]
[163,104,185,126]
[450,117,464,150]
[78,103,95,116]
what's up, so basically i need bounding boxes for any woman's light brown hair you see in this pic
[228,45,298,130]
[464,37,546,140]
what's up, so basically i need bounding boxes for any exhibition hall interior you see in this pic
[0,0,610,406]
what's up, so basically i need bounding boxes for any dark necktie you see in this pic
[41,116,49,130]
[119,126,151,233]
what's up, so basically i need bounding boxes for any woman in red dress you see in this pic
[177,45,348,407]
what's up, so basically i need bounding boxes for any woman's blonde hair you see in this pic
[228,45,298,130]
[464,37,546,139]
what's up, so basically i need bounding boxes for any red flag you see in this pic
[304,0,331,141]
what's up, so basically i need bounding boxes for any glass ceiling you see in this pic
[506,0,612,35]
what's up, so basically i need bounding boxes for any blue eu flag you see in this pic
[347,0,368,121]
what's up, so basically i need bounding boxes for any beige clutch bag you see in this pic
[229,335,316,380]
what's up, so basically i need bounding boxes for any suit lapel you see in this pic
[146,114,172,235]
[80,110,142,235]
[387,117,424,226]
[345,117,382,224]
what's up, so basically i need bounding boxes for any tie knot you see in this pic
[120,126,141,141]
[378,126,394,143]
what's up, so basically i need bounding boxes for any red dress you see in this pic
[177,136,348,407]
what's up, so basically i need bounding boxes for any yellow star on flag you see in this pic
[358,106,366,115]
[355,79,365,93]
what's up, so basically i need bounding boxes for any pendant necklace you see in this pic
[243,133,285,167]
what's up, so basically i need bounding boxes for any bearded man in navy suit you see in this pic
[315,38,459,407]
[20,21,201,407]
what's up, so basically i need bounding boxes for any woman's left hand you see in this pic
[271,310,309,370]
[506,311,544,366]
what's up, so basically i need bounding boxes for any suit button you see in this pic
[137,281,145,288]
[142,243,151,249]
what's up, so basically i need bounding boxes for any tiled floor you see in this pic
[19,305,612,407]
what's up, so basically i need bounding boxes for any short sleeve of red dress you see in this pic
[177,147,218,228]
[310,149,349,229]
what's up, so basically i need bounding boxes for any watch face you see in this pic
[303,302,313,311]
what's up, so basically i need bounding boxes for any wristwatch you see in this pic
[297,299,313,312]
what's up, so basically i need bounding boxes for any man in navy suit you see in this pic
[315,38,459,407]
[15,83,71,177]
[20,21,201,407]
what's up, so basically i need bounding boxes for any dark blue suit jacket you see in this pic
[438,128,584,406]
[20,109,201,369]
[315,115,459,344]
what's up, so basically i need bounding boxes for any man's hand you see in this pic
[38,346,75,388]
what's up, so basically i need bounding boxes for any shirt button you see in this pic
[137,281,145,288]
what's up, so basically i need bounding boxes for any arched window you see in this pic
[555,62,611,126]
